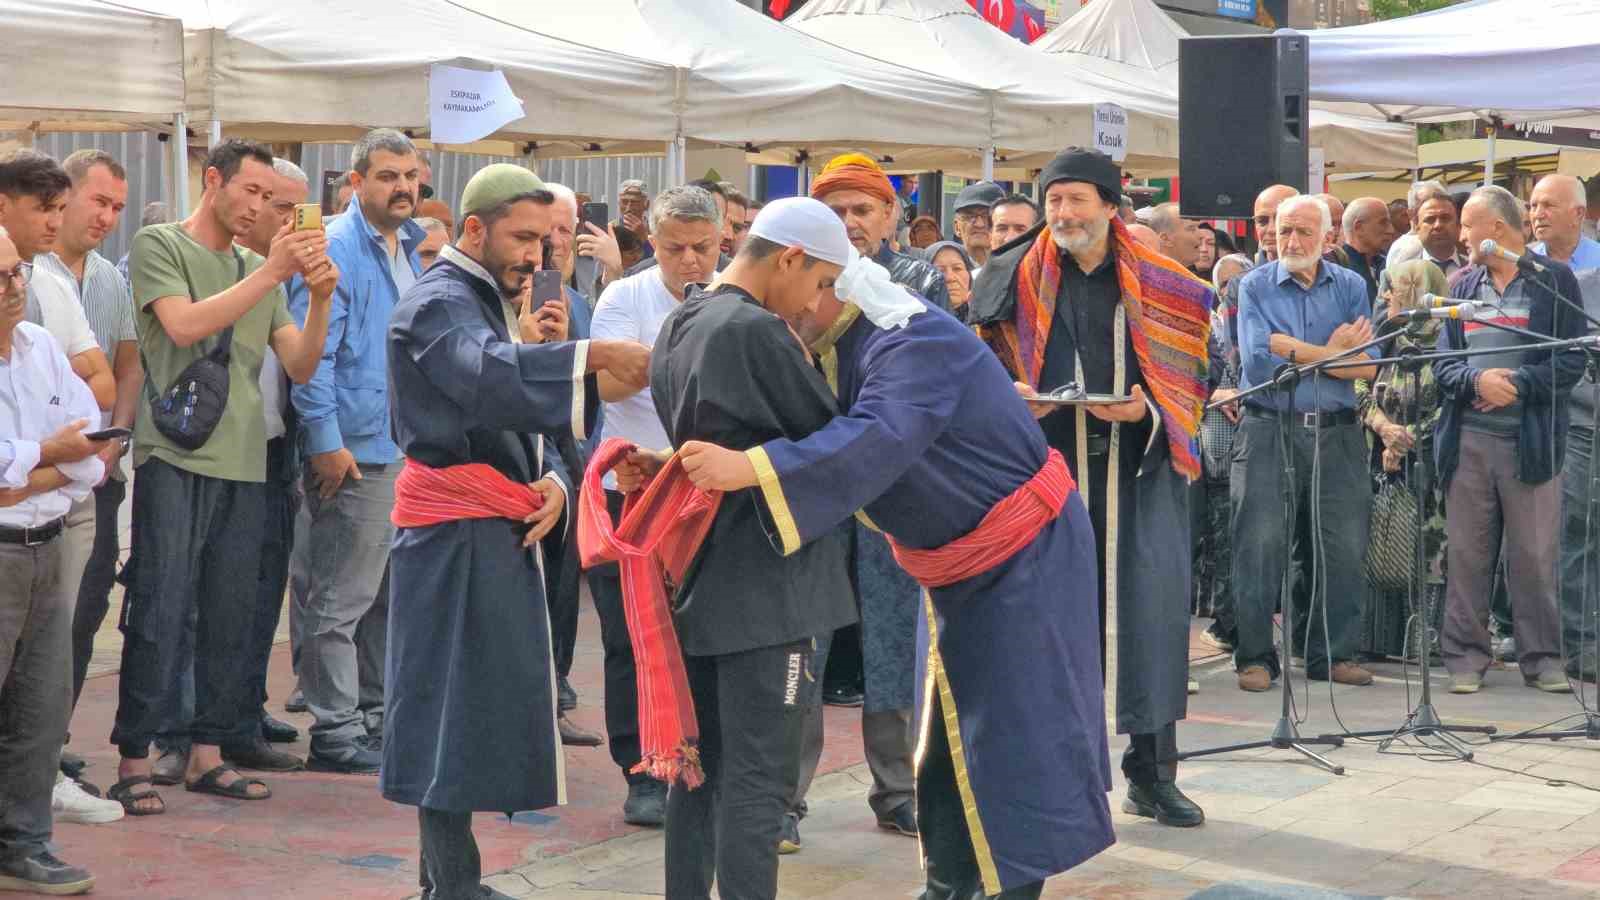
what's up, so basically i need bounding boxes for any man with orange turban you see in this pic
[777,153,949,853]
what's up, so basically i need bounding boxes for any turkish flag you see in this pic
[770,0,792,18]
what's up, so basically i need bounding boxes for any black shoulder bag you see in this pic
[140,250,241,451]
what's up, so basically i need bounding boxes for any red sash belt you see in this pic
[578,438,722,788]
[391,459,543,529]
[889,448,1074,589]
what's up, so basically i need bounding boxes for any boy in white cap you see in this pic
[632,197,860,900]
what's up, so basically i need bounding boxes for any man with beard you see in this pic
[661,231,1118,899]
[383,164,651,899]
[1232,194,1378,694]
[968,147,1211,829]
[782,152,948,850]
[111,139,338,815]
[288,129,425,774]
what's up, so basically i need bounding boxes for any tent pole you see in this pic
[208,120,222,148]
[173,113,190,217]
[981,145,995,181]
[1484,127,1496,187]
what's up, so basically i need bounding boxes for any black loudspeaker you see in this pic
[1179,32,1310,219]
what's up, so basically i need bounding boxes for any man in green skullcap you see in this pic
[382,163,651,900]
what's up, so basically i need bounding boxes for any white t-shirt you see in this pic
[589,267,685,489]
[28,262,99,360]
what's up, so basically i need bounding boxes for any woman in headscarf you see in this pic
[1356,258,1451,658]
[924,240,976,324]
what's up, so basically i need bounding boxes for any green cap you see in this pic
[459,163,547,222]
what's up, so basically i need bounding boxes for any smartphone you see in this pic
[293,203,323,231]
[532,270,563,306]
[581,202,609,230]
[84,427,132,441]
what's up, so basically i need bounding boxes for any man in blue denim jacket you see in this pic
[288,129,425,773]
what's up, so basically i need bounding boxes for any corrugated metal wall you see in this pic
[30,132,670,262]
[35,131,167,266]
[299,143,667,213]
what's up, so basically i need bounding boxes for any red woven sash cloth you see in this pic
[578,438,723,788]
[391,459,544,529]
[889,448,1075,589]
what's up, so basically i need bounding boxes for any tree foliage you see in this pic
[1370,0,1465,20]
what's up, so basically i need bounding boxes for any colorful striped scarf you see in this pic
[985,218,1212,480]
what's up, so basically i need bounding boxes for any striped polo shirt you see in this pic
[37,250,137,357]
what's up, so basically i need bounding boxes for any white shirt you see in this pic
[28,262,99,360]
[0,323,104,527]
[590,267,684,489]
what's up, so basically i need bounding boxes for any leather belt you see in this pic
[0,517,65,546]
[1244,408,1359,429]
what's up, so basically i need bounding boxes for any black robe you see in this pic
[649,284,856,657]
[381,249,598,812]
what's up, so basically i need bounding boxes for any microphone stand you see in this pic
[1179,332,1397,776]
[1313,327,1495,758]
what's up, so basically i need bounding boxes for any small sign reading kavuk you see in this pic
[429,64,524,145]
[1094,103,1128,163]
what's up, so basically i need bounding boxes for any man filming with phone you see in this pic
[287,128,425,775]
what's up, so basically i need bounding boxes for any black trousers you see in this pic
[112,457,264,756]
[584,490,643,779]
[664,640,810,900]
[544,438,587,680]
[918,692,1043,900]
[243,438,299,723]
[70,476,126,706]
[417,806,480,900]
[1082,452,1176,788]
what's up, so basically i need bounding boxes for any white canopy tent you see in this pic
[1,0,186,131]
[1038,0,1419,175]
[119,0,680,147]
[1,0,188,210]
[1307,0,1600,184]
[782,0,1180,178]
[460,0,992,178]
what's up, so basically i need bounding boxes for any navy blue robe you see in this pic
[748,302,1114,894]
[382,251,598,813]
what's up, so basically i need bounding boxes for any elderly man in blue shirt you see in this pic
[1231,194,1380,693]
[288,129,426,774]
[1529,174,1600,682]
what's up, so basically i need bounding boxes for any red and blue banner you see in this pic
[967,0,1048,43]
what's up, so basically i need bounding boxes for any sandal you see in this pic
[108,776,166,816]
[185,764,271,800]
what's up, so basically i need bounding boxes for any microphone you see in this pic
[1479,239,1547,274]
[1418,293,1479,309]
[1395,304,1488,323]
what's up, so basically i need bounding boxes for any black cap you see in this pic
[953,181,1005,213]
[1039,147,1121,204]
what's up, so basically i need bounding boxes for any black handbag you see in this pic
[1365,472,1419,594]
[140,250,241,451]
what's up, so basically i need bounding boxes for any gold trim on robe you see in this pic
[746,446,802,557]
[915,591,1002,897]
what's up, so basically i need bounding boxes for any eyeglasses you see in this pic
[0,261,31,288]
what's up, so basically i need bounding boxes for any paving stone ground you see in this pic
[57,537,1600,900]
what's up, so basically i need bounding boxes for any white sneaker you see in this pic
[52,776,124,825]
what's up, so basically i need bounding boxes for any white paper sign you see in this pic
[1093,103,1128,163]
[1308,146,1326,193]
[429,64,524,145]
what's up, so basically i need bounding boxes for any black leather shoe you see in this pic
[223,738,305,772]
[307,741,382,775]
[261,712,300,744]
[822,686,864,707]
[622,779,666,827]
[0,850,94,895]
[284,688,308,714]
[876,801,918,837]
[1122,781,1205,828]
[558,676,578,712]
[558,715,603,747]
